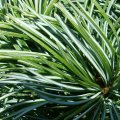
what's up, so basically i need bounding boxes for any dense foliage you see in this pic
[0,0,120,119]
